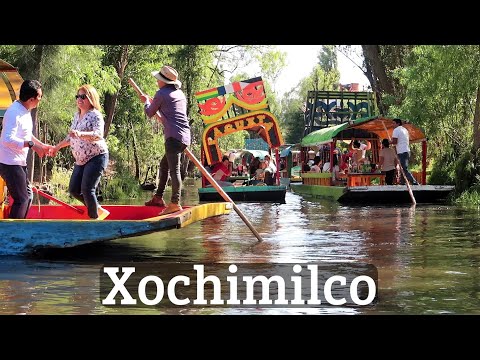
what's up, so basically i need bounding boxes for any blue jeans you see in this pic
[69,153,109,219]
[397,152,418,185]
[155,137,186,204]
[0,163,33,219]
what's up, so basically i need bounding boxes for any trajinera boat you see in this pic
[195,77,287,203]
[0,202,232,255]
[290,89,454,204]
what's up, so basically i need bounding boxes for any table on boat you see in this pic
[227,176,250,182]
[347,172,385,187]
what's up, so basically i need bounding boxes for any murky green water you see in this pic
[1,182,480,314]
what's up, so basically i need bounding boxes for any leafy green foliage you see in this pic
[390,45,480,201]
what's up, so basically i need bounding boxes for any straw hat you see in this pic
[151,65,182,88]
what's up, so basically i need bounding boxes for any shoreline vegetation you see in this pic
[1,45,475,205]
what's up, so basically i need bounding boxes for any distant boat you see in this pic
[195,77,287,203]
[291,115,454,204]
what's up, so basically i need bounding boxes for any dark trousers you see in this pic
[384,169,395,185]
[397,152,418,185]
[0,163,33,219]
[69,153,109,219]
[155,137,187,204]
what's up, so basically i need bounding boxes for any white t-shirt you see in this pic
[0,101,33,166]
[322,162,330,173]
[392,126,410,154]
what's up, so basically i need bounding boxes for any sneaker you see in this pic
[97,206,110,220]
[159,203,183,216]
[145,195,165,207]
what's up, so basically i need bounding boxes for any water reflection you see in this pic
[1,186,480,314]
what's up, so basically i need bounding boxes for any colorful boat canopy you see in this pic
[196,77,284,165]
[236,149,270,160]
[0,60,23,118]
[301,116,426,147]
[195,77,268,125]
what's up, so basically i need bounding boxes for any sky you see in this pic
[265,45,370,96]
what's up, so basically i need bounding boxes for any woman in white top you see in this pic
[322,155,342,184]
[51,85,109,219]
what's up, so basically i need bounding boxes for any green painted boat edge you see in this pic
[290,183,345,200]
[198,185,287,193]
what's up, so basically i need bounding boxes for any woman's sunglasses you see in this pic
[75,94,88,100]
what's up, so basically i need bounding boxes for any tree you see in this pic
[318,45,337,73]
[361,45,413,114]
[392,45,480,188]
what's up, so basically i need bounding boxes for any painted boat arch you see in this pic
[202,110,283,165]
[0,59,23,118]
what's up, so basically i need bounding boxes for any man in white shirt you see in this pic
[0,80,53,218]
[392,118,418,185]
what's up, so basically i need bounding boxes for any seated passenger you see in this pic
[310,156,322,173]
[262,154,277,185]
[210,155,232,187]
[323,155,344,185]
[249,157,261,178]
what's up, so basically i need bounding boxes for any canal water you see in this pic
[0,182,479,315]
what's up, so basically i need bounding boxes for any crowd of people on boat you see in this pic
[302,127,420,186]
[204,151,279,187]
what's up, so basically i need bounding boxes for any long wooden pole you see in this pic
[128,78,264,242]
[32,187,85,214]
[382,121,416,205]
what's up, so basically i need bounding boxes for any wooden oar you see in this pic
[184,147,263,242]
[128,78,264,242]
[382,121,416,205]
[33,187,85,214]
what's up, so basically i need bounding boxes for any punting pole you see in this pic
[33,187,85,214]
[382,120,416,205]
[128,78,264,242]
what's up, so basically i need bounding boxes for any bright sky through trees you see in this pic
[274,45,370,96]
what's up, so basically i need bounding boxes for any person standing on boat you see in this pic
[392,118,419,185]
[50,85,110,220]
[0,80,54,219]
[140,65,191,215]
[379,138,398,185]
[262,154,277,185]
[349,139,371,168]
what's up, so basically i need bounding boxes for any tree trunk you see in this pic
[362,45,395,115]
[104,45,129,138]
[26,45,46,183]
[473,85,480,151]
[130,121,140,180]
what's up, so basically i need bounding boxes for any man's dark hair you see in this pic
[393,118,402,126]
[353,140,360,148]
[19,80,42,102]
[382,139,390,147]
